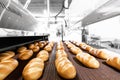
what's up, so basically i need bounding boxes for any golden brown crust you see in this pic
[0,58,18,80]
[36,50,49,61]
[18,50,33,60]
[0,51,15,61]
[22,58,44,80]
[76,53,100,68]
[55,57,76,79]
[106,57,120,70]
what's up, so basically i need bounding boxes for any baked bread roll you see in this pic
[0,58,18,80]
[79,43,87,50]
[0,51,15,61]
[106,57,120,70]
[49,42,54,47]
[85,45,92,52]
[38,42,45,48]
[67,43,74,49]
[28,44,35,50]
[17,46,27,53]
[70,47,82,55]
[76,53,100,68]
[36,50,49,62]
[28,43,40,53]
[57,45,64,50]
[89,48,108,60]
[23,58,44,80]
[18,50,33,60]
[32,46,40,53]
[55,57,76,79]
[56,50,67,59]
[44,45,52,52]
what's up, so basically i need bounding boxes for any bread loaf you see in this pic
[89,48,108,60]
[57,45,64,50]
[32,46,40,53]
[38,42,45,48]
[56,50,67,59]
[79,43,87,50]
[28,44,35,50]
[18,50,33,60]
[44,45,52,52]
[106,57,120,70]
[70,47,82,55]
[22,58,44,80]
[0,58,18,80]
[55,57,76,79]
[36,50,49,61]
[0,51,15,61]
[67,43,74,49]
[49,42,54,47]
[76,53,100,68]
[57,42,64,50]
[28,43,40,52]
[17,46,27,53]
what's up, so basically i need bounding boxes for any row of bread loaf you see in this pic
[28,41,48,53]
[72,41,120,71]
[74,42,108,60]
[55,42,76,79]
[17,41,49,60]
[0,41,51,80]
[64,41,100,69]
[22,42,54,80]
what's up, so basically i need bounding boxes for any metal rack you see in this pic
[0,35,48,52]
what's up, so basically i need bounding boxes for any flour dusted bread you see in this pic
[18,50,33,60]
[37,50,49,61]
[22,58,44,80]
[76,53,100,68]
[0,58,18,80]
[0,51,15,61]
[106,57,120,70]
[55,57,76,79]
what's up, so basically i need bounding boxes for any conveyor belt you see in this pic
[64,43,120,80]
[4,43,120,80]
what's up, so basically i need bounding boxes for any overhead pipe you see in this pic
[24,0,31,9]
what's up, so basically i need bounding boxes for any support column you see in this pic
[81,26,89,44]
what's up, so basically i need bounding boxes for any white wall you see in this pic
[88,16,120,40]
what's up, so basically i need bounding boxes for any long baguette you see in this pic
[56,50,67,59]
[76,53,100,68]
[0,51,15,61]
[89,48,108,59]
[70,47,82,55]
[22,58,44,80]
[106,57,120,70]
[36,50,49,62]
[55,57,76,79]
[0,58,18,80]
[18,50,33,60]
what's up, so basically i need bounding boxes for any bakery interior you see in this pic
[0,0,120,80]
